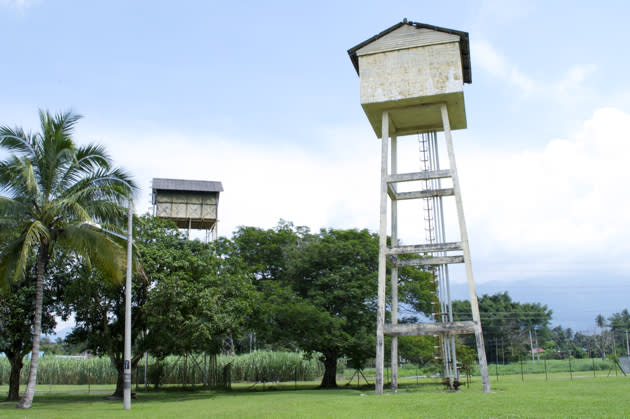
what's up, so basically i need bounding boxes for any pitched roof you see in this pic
[347,20,472,84]
[152,178,223,193]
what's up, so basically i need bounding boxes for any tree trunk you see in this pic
[111,354,142,398]
[113,367,124,398]
[320,353,338,388]
[17,244,48,409]
[7,353,23,401]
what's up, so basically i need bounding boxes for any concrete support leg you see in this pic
[375,111,389,395]
[440,104,491,393]
[390,134,398,393]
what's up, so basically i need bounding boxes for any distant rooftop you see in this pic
[152,178,224,193]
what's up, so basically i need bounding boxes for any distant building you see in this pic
[152,178,223,239]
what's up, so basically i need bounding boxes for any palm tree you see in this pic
[0,110,135,408]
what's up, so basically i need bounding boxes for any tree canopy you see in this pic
[140,217,255,358]
[231,223,381,387]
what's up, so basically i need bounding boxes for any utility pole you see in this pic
[124,199,133,410]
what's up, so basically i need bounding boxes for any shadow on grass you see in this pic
[0,389,220,409]
[0,378,456,411]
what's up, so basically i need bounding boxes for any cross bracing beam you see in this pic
[389,187,455,201]
[384,321,476,336]
[386,242,462,255]
[387,255,465,267]
[386,169,452,183]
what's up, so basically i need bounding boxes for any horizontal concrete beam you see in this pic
[384,321,476,336]
[386,242,462,255]
[388,255,465,267]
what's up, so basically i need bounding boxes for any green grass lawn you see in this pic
[1,375,629,418]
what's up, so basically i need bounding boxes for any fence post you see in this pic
[204,353,207,387]
[544,357,548,381]
[568,356,573,380]
[520,357,524,382]
[592,358,596,378]
[144,352,148,391]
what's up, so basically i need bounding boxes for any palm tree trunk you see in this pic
[17,244,48,409]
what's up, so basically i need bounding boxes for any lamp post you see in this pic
[124,199,133,410]
[80,197,134,409]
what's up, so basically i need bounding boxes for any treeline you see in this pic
[2,217,426,399]
[4,215,630,401]
[453,293,630,362]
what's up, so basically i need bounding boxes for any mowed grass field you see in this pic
[1,375,629,418]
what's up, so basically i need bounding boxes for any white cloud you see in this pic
[80,107,630,289]
[460,107,630,281]
[0,0,33,11]
[477,0,534,23]
[87,123,380,237]
[471,40,597,103]
[472,39,536,95]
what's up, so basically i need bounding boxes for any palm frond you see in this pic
[58,223,125,284]
[8,220,49,284]
[0,126,35,155]
[0,196,30,222]
[0,239,23,291]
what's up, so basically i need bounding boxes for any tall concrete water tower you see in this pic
[348,19,490,394]
[152,178,223,240]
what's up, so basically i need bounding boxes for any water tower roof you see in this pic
[348,20,471,84]
[152,178,224,193]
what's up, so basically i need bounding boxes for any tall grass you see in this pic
[150,351,328,385]
[0,356,117,385]
[219,351,326,382]
[1,354,619,387]
[0,351,329,386]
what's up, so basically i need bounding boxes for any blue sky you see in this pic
[2,0,629,332]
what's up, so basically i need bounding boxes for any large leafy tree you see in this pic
[139,216,255,359]
[233,224,379,388]
[282,228,379,387]
[0,110,134,408]
[230,221,308,347]
[232,222,436,388]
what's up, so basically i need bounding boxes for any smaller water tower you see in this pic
[151,178,223,240]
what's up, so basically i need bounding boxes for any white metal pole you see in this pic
[124,199,133,410]
[626,330,629,356]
